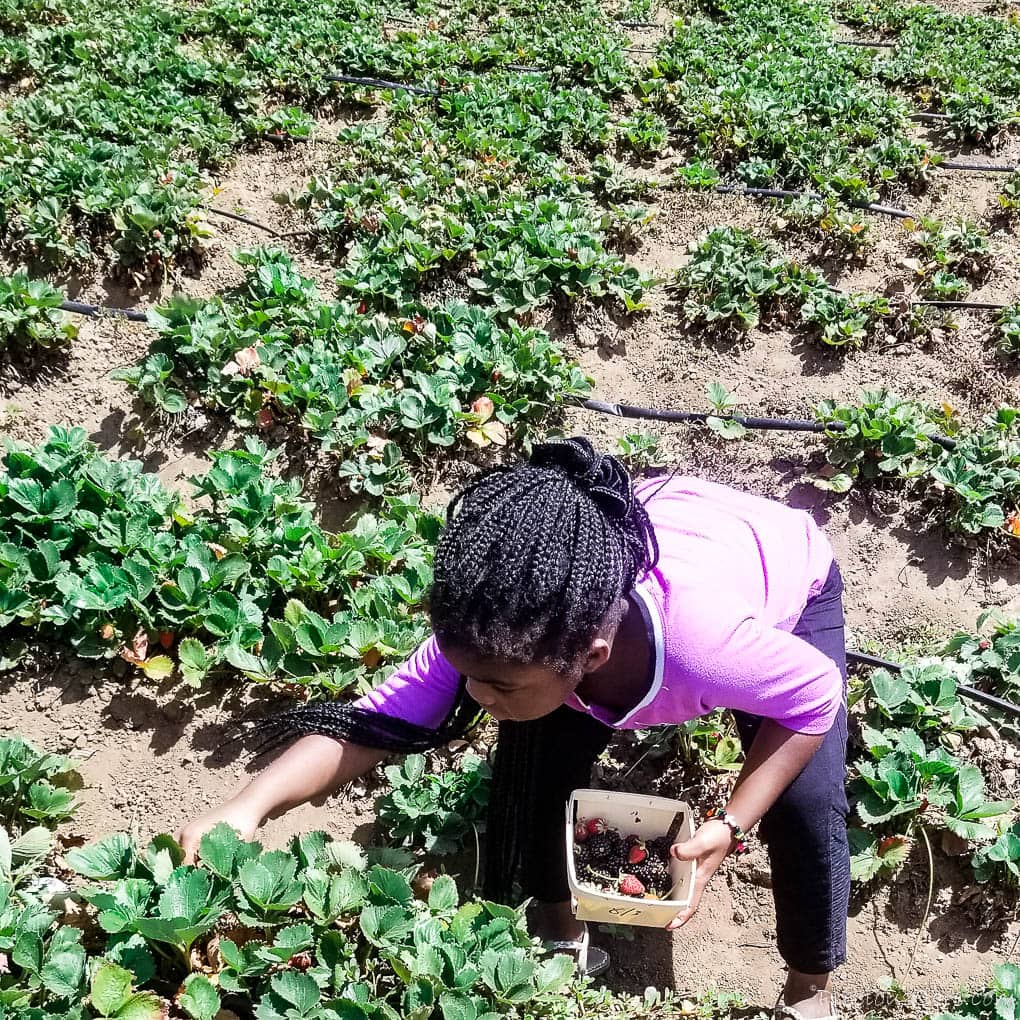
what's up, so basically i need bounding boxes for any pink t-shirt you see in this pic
[354,476,841,735]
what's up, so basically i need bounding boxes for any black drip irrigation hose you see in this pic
[202,206,314,240]
[940,159,1019,174]
[847,650,1020,719]
[914,299,1009,311]
[712,184,913,219]
[579,397,958,450]
[60,300,148,324]
[617,19,665,27]
[324,73,440,97]
[911,112,952,122]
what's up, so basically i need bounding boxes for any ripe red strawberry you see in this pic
[979,639,991,650]
[618,874,645,897]
[878,835,905,856]
[574,821,589,843]
[585,817,607,836]
[627,843,647,865]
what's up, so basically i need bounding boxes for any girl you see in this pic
[178,437,848,1020]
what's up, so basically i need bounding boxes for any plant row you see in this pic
[0,0,635,276]
[296,73,653,314]
[672,225,1017,351]
[838,0,1020,142]
[2,813,585,1020]
[112,247,591,488]
[0,425,439,691]
[671,227,933,346]
[0,733,750,1020]
[648,0,1019,200]
[647,0,933,200]
[813,389,1020,538]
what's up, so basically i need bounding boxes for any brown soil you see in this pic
[3,17,1020,1020]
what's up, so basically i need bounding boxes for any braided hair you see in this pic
[431,435,659,671]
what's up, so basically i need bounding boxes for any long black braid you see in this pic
[249,436,659,903]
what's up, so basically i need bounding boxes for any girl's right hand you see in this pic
[176,799,262,865]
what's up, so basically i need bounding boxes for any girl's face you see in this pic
[438,638,612,722]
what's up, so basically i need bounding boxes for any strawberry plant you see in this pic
[996,304,1020,357]
[613,432,663,470]
[928,963,1020,1019]
[909,217,994,282]
[851,726,1011,871]
[672,228,892,346]
[705,381,748,441]
[857,663,982,736]
[776,196,872,257]
[375,753,492,856]
[0,273,76,352]
[617,109,669,158]
[973,822,1020,887]
[0,0,637,277]
[813,390,950,490]
[925,270,969,301]
[815,392,1020,537]
[0,737,79,832]
[999,172,1020,215]
[670,228,797,331]
[943,613,1020,700]
[678,716,743,773]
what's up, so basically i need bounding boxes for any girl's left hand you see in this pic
[664,821,734,930]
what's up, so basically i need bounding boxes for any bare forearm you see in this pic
[229,735,387,823]
[726,720,824,830]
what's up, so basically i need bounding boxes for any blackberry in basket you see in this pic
[573,817,676,899]
[633,854,671,896]
[586,829,624,867]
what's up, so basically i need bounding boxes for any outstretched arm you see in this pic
[177,735,386,863]
[176,636,464,863]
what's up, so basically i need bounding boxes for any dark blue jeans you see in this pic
[733,562,850,974]
[516,564,849,975]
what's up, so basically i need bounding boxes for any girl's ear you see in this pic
[581,637,613,675]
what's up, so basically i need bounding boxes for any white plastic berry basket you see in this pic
[566,788,696,928]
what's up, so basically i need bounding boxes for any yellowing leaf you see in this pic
[481,419,508,446]
[233,345,260,375]
[140,655,174,680]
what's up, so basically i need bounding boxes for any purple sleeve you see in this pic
[684,612,843,735]
[352,636,462,729]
